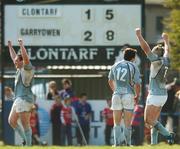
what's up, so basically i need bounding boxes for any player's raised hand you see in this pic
[7,40,17,61]
[18,38,23,46]
[162,33,169,41]
[8,40,12,48]
[135,28,141,36]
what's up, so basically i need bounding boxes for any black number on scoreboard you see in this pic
[85,9,91,20]
[106,30,114,41]
[84,31,92,41]
[105,9,114,20]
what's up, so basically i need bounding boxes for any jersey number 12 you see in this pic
[116,67,127,81]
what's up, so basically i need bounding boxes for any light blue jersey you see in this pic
[14,62,34,103]
[147,52,170,95]
[108,60,141,95]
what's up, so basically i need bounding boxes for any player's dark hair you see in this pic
[121,43,131,51]
[123,48,137,61]
[152,44,164,57]
[17,54,23,61]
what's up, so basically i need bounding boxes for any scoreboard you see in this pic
[5,5,142,46]
[3,0,144,66]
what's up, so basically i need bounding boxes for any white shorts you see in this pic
[146,95,167,107]
[111,94,134,111]
[12,97,33,113]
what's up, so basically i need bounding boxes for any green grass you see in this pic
[0,144,180,149]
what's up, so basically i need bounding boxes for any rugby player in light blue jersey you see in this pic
[8,39,34,146]
[135,28,174,145]
[108,48,141,146]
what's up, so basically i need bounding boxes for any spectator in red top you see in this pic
[30,104,41,145]
[60,93,75,146]
[102,99,114,145]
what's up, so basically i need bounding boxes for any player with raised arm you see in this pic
[8,39,34,146]
[108,48,141,146]
[135,28,174,145]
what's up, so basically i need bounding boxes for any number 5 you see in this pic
[105,9,114,20]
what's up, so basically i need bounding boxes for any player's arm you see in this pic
[108,66,115,92]
[18,39,30,65]
[135,28,151,55]
[162,33,170,58]
[18,39,34,87]
[108,79,115,92]
[133,65,141,104]
[7,40,17,63]
[134,83,141,104]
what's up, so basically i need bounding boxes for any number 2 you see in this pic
[84,31,92,41]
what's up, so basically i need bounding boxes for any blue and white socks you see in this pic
[24,127,32,146]
[151,127,158,144]
[113,124,126,146]
[113,124,121,146]
[124,127,132,145]
[151,121,172,144]
[14,125,26,142]
[154,121,170,137]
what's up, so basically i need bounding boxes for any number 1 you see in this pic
[85,9,91,20]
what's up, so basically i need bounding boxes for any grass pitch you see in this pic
[0,144,180,149]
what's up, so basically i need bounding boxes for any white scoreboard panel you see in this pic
[4,5,141,46]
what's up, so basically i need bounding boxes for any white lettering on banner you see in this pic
[37,48,49,60]
[106,48,115,59]
[89,49,98,60]
[19,7,60,17]
[79,48,88,60]
[67,49,78,60]
[49,48,59,60]
[60,48,68,60]
[28,50,36,60]
[27,48,100,61]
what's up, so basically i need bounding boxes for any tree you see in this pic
[164,0,180,70]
